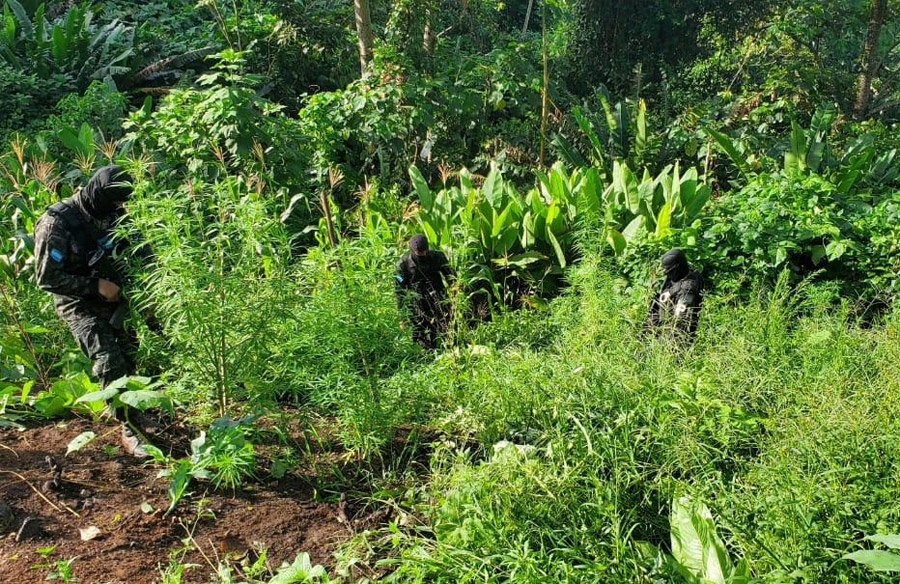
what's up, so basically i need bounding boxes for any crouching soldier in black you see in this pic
[395,234,455,350]
[33,165,151,457]
[647,248,704,342]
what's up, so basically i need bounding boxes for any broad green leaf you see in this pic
[497,227,518,255]
[843,550,900,572]
[119,389,173,417]
[546,227,566,268]
[677,168,698,213]
[774,246,788,266]
[143,444,167,464]
[655,202,671,238]
[684,184,711,221]
[521,211,535,248]
[787,119,807,173]
[622,216,645,242]
[492,202,514,238]
[6,0,32,41]
[493,251,546,268]
[707,127,753,180]
[576,168,602,215]
[613,162,640,214]
[59,126,90,156]
[51,24,66,61]
[66,431,96,456]
[408,166,433,210]
[638,177,656,207]
[548,162,571,204]
[807,106,835,170]
[811,245,827,265]
[78,122,94,151]
[165,460,193,514]
[611,100,630,157]
[551,133,588,168]
[606,229,626,255]
[670,496,733,584]
[75,387,119,404]
[826,240,846,260]
[866,535,900,551]
[546,202,562,232]
[268,552,326,583]
[420,221,438,248]
[573,107,604,169]
[482,164,501,206]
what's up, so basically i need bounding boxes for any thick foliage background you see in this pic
[2,0,900,582]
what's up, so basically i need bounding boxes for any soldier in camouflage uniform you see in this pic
[646,248,704,341]
[395,234,455,350]
[33,165,149,457]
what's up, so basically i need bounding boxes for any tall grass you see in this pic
[338,261,900,583]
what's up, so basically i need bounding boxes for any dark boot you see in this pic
[0,499,14,532]
[120,426,148,458]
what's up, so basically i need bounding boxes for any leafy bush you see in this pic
[145,415,258,513]
[225,0,357,111]
[125,50,306,189]
[0,0,134,90]
[692,109,900,293]
[411,158,711,301]
[0,63,68,138]
[45,81,127,145]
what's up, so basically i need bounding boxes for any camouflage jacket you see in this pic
[647,269,704,334]
[33,198,124,315]
[395,250,454,316]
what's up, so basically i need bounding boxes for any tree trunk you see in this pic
[354,0,374,76]
[522,0,534,35]
[854,0,887,119]
[423,5,436,55]
[538,0,549,167]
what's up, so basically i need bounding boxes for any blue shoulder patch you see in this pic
[395,274,404,283]
[50,248,65,263]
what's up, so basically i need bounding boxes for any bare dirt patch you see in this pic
[0,418,349,583]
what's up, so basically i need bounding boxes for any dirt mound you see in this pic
[0,418,347,583]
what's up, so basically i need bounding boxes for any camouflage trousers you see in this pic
[59,303,135,388]
[410,305,449,351]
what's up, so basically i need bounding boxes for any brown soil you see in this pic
[0,418,352,584]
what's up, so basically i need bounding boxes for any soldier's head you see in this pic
[661,248,689,282]
[79,165,133,220]
[409,234,429,260]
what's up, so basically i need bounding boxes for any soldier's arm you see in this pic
[436,251,455,283]
[675,277,702,317]
[646,287,663,328]
[395,258,410,309]
[33,220,100,299]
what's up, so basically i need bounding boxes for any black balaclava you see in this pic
[661,248,689,282]
[75,165,133,220]
[409,234,428,263]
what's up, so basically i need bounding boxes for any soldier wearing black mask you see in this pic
[395,234,454,350]
[647,248,704,339]
[33,165,151,457]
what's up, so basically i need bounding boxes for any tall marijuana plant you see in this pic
[128,167,291,415]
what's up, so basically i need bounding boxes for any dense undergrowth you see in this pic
[3,0,900,582]
[331,264,900,582]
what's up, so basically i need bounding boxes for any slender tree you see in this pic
[354,0,375,76]
[855,0,887,119]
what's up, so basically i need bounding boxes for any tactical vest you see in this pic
[401,253,446,296]
[45,200,116,278]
